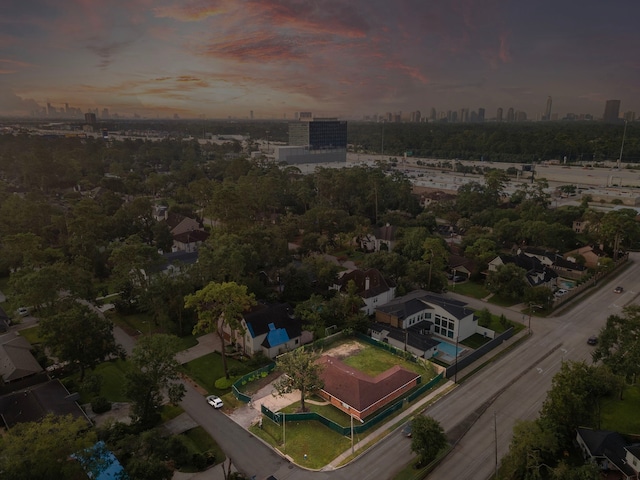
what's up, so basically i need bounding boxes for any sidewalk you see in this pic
[323,326,531,470]
[324,378,456,470]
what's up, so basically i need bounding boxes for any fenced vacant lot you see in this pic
[324,338,437,379]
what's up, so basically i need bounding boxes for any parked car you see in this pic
[554,289,568,297]
[587,335,598,345]
[402,421,412,437]
[17,307,29,317]
[206,395,223,409]
[613,286,624,294]
[452,275,465,283]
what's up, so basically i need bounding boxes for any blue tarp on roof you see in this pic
[265,327,290,348]
[73,441,126,480]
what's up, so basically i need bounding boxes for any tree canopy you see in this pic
[125,334,186,427]
[273,348,324,412]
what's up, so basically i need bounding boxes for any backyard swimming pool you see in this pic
[437,340,465,359]
[558,279,576,290]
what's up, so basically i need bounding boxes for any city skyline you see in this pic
[1,1,639,119]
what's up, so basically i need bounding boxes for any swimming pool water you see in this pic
[437,340,464,358]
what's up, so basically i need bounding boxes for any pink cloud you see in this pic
[154,0,228,21]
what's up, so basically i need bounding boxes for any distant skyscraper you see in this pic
[544,96,552,121]
[84,112,97,124]
[430,108,437,121]
[478,108,485,122]
[507,107,515,122]
[623,111,636,122]
[603,100,621,122]
[250,110,254,120]
[496,107,503,122]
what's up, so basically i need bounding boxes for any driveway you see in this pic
[177,333,221,364]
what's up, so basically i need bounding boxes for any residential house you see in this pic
[172,230,209,253]
[374,290,478,342]
[448,254,474,280]
[519,246,587,281]
[488,252,558,289]
[576,427,640,479]
[357,224,399,253]
[0,306,10,333]
[0,332,43,383]
[0,379,89,428]
[331,268,395,315]
[370,321,439,359]
[156,209,209,253]
[165,212,202,237]
[565,245,607,269]
[373,224,398,252]
[317,354,420,421]
[234,304,312,359]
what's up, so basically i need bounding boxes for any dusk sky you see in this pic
[1,0,639,119]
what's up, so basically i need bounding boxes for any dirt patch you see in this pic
[85,402,132,427]
[238,369,282,396]
[324,340,362,359]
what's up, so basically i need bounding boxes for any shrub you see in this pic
[215,376,236,389]
[191,453,207,470]
[91,396,112,414]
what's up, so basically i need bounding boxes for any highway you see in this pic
[177,255,637,480]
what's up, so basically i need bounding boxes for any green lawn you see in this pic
[178,426,226,472]
[451,281,490,299]
[160,404,185,423]
[106,310,198,349]
[487,294,520,307]
[92,359,132,402]
[181,352,255,395]
[18,325,43,344]
[251,417,351,469]
[600,385,640,434]
[282,400,352,426]
[338,340,435,378]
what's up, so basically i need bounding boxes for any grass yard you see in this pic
[451,281,489,299]
[181,352,255,395]
[282,400,352,426]
[160,404,184,423]
[338,340,435,379]
[18,325,43,344]
[92,359,132,402]
[250,417,351,469]
[178,426,226,472]
[488,294,520,308]
[600,385,640,434]
[106,310,198,349]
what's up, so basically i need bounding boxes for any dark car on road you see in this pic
[614,286,624,294]
[587,336,598,345]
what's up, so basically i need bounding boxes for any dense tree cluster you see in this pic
[348,122,640,163]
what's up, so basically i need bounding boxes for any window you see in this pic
[447,331,454,338]
[434,326,440,334]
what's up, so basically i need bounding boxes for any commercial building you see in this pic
[276,117,347,164]
[603,100,621,123]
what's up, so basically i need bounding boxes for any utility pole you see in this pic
[351,414,354,455]
[494,411,498,477]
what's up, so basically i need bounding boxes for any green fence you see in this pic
[232,362,276,403]
[261,371,444,436]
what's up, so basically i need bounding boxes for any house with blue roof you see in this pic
[235,303,312,359]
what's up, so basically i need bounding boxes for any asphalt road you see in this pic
[178,254,637,480]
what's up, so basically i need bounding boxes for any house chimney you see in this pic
[365,276,370,291]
